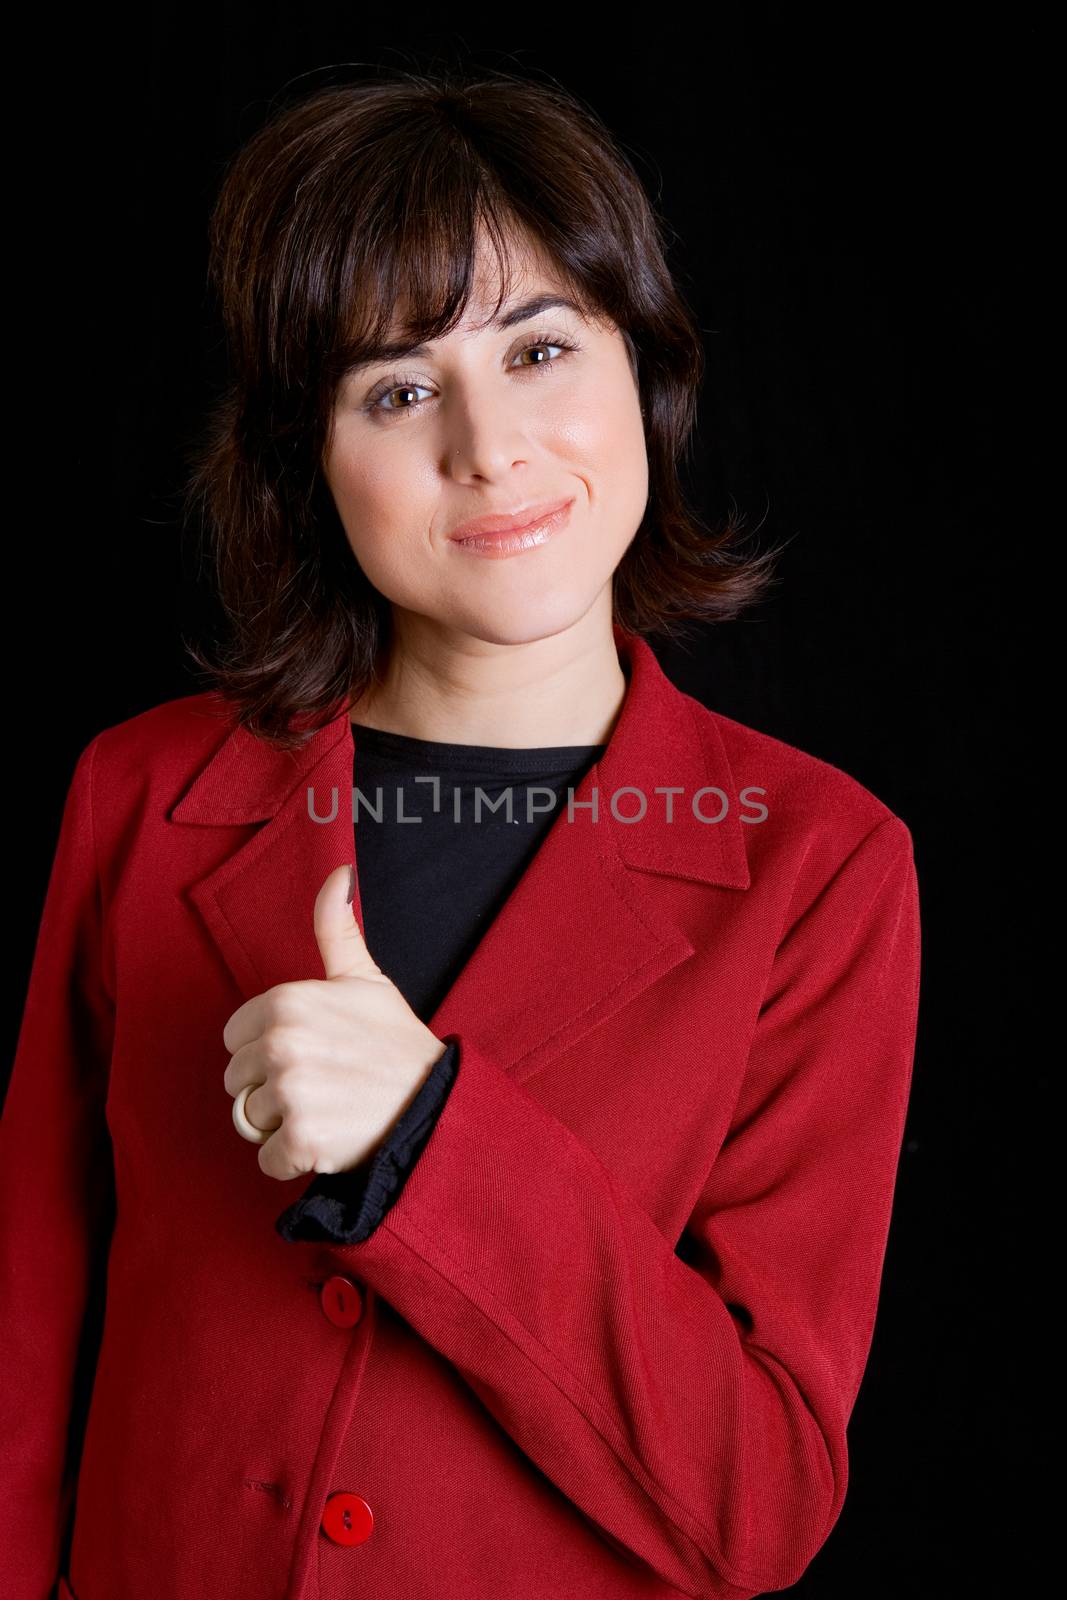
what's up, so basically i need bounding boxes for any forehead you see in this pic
[390,221,577,336]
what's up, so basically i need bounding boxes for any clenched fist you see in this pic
[222,863,448,1182]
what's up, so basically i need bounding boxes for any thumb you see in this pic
[313,864,384,982]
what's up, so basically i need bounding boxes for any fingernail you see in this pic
[346,864,356,904]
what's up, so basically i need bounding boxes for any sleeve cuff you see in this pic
[274,1036,460,1245]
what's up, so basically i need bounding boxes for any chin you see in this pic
[458,595,602,649]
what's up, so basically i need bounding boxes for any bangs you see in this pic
[325,166,608,383]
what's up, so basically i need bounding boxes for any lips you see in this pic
[447,496,575,543]
[447,498,575,558]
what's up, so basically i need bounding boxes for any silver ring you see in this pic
[233,1081,271,1145]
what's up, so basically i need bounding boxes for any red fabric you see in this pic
[0,627,921,1599]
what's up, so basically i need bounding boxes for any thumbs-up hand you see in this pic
[222,864,447,1182]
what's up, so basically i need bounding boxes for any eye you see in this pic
[512,337,573,368]
[368,380,434,416]
[363,332,579,421]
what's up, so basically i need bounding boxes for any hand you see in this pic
[222,864,447,1182]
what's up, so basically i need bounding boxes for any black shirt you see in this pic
[274,721,606,1246]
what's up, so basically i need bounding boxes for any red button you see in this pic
[320,1275,363,1327]
[321,1491,374,1545]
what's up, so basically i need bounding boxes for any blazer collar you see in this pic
[170,626,750,1083]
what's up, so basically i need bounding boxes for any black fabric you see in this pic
[275,720,606,1246]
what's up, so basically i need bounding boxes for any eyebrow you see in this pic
[345,293,586,374]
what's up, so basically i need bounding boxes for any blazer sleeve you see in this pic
[274,1036,460,1244]
[306,814,921,1597]
[0,737,117,1600]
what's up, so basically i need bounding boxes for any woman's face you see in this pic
[322,227,649,648]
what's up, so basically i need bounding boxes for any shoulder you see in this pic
[74,691,238,838]
[687,696,915,885]
[85,690,235,776]
[710,704,908,831]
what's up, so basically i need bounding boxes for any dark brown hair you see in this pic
[182,66,784,749]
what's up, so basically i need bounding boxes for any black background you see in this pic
[7,6,1031,1594]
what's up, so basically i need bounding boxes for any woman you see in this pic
[0,69,921,1600]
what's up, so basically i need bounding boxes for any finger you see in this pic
[223,1037,272,1100]
[313,863,384,982]
[257,1121,309,1183]
[222,991,268,1056]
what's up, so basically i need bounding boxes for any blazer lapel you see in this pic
[169,627,750,1085]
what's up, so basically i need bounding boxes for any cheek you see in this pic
[559,385,648,534]
[326,437,394,523]
[325,435,431,578]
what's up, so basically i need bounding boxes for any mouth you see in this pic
[448,496,575,558]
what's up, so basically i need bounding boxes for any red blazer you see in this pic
[1,628,921,1600]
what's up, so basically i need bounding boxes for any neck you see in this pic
[348,611,630,748]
